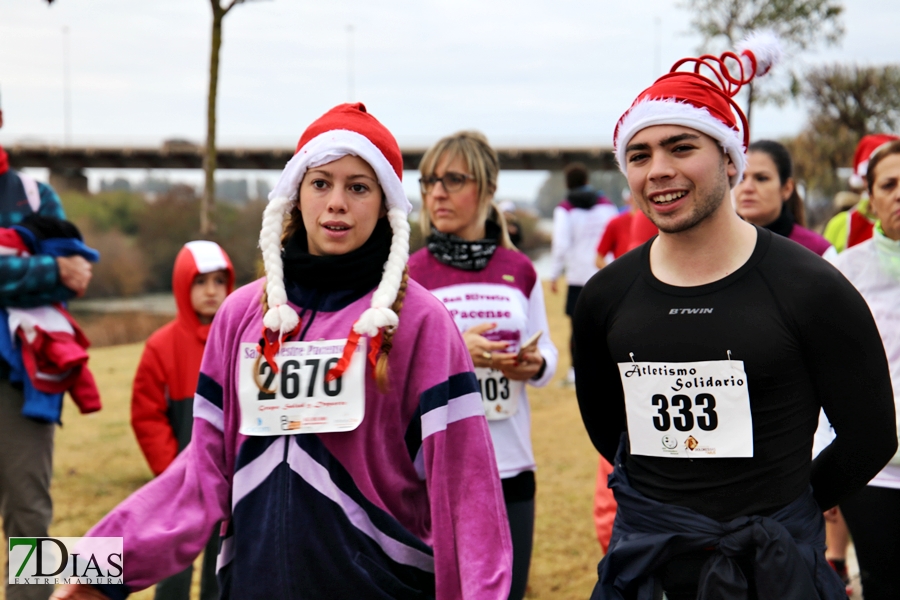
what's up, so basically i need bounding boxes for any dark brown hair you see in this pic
[564,162,589,190]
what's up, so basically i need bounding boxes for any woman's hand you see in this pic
[463,323,509,369]
[50,584,110,600]
[494,348,543,381]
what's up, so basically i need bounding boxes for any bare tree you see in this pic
[803,63,900,135]
[201,0,259,235]
[788,63,900,197]
[681,0,844,125]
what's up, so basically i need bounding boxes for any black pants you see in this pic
[502,471,536,600]
[565,285,583,366]
[841,485,900,600]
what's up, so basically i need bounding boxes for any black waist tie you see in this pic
[591,437,846,600]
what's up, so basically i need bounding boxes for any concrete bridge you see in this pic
[5,142,617,192]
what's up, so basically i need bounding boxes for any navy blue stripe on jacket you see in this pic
[226,434,435,599]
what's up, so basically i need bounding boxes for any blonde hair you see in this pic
[258,204,409,393]
[418,131,516,250]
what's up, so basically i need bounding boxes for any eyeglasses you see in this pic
[419,172,475,193]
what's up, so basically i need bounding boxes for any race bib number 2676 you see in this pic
[238,340,366,436]
[618,360,753,458]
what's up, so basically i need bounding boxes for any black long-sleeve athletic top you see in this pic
[573,226,897,521]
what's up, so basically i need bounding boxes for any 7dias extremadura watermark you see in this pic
[8,537,123,586]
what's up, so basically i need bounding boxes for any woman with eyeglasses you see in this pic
[408,131,558,600]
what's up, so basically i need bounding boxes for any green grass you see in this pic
[2,281,602,599]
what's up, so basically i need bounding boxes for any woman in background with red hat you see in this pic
[815,139,900,600]
[53,103,512,600]
[823,134,900,253]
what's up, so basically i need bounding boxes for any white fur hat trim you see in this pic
[614,98,746,187]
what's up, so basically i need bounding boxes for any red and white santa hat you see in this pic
[614,31,783,187]
[849,134,900,190]
[259,103,411,348]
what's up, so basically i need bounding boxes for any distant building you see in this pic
[100,177,133,192]
[216,179,249,204]
[254,179,272,202]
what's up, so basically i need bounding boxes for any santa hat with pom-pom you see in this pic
[259,103,411,379]
[849,134,900,190]
[614,30,783,187]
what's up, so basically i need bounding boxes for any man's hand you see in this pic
[595,254,607,269]
[550,278,559,294]
[56,256,93,297]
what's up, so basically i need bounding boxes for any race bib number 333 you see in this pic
[618,360,753,458]
[238,339,366,435]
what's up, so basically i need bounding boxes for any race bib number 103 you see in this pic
[475,367,524,421]
[238,339,366,436]
[617,359,753,458]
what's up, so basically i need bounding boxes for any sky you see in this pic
[2,0,898,199]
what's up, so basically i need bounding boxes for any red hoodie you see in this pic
[131,241,234,475]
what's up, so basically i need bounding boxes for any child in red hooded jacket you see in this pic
[131,240,234,600]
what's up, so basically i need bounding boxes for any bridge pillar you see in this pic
[49,168,89,194]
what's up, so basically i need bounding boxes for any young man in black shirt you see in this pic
[573,34,897,600]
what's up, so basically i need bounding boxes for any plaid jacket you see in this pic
[0,169,73,308]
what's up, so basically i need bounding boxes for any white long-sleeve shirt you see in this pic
[815,231,900,488]
[550,194,619,286]
[409,246,559,478]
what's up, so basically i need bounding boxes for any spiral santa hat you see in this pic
[258,103,411,374]
[614,31,783,187]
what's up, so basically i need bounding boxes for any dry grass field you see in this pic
[2,281,603,599]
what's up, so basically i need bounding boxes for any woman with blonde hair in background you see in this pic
[409,130,558,600]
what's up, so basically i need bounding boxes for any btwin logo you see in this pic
[669,308,714,315]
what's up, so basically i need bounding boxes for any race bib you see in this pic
[618,360,753,458]
[475,367,524,421]
[238,339,366,436]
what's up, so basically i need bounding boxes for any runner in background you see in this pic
[130,241,234,600]
[816,140,900,600]
[53,103,512,600]
[595,189,636,269]
[573,33,896,599]
[824,134,899,253]
[734,139,836,259]
[410,130,558,600]
[549,163,617,385]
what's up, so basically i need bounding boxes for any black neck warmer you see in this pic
[282,217,392,292]
[426,220,501,271]
[764,203,796,238]
[567,187,599,209]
